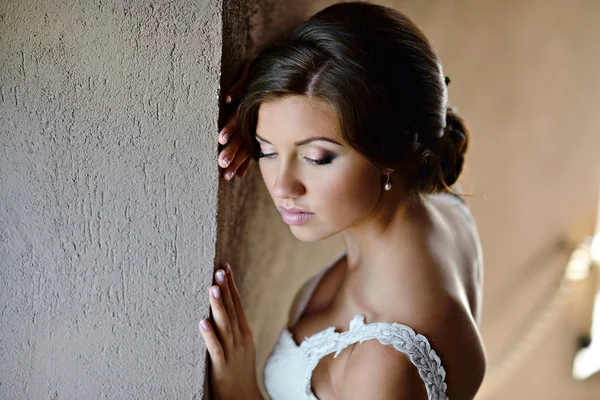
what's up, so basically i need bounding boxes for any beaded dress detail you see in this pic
[264,265,448,399]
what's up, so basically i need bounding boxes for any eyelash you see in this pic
[257,152,335,166]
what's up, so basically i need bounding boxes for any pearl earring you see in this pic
[384,173,392,191]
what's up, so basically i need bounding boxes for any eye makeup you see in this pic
[305,153,336,165]
[258,152,276,159]
[257,151,337,166]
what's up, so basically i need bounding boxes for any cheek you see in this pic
[315,163,380,220]
[259,162,276,193]
[258,158,380,227]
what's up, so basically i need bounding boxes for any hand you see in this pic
[218,58,255,181]
[199,264,262,400]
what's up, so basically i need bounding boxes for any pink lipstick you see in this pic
[279,207,315,225]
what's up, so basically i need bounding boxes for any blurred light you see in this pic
[571,181,600,379]
[591,235,600,262]
[566,247,592,281]
[573,290,600,380]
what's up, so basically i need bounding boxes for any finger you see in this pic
[218,121,237,146]
[223,264,252,335]
[225,149,252,179]
[209,285,234,349]
[218,136,242,168]
[218,110,239,145]
[219,137,244,177]
[199,319,226,367]
[236,157,252,178]
[217,145,240,180]
[218,128,231,145]
[215,268,240,341]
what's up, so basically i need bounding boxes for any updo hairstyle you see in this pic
[238,2,470,195]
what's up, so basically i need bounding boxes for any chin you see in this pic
[288,224,339,242]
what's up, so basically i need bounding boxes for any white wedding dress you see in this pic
[263,191,479,400]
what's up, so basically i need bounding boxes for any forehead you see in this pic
[256,95,340,143]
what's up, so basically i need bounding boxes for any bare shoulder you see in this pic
[353,241,486,399]
[346,288,486,399]
[340,339,430,399]
[339,193,485,398]
[425,192,485,322]
[366,258,486,399]
[416,291,486,399]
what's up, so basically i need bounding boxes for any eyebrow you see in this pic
[255,134,342,147]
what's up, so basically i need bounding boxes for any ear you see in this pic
[381,168,395,175]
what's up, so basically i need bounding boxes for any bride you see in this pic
[199,2,486,399]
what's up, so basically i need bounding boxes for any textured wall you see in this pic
[0,0,222,398]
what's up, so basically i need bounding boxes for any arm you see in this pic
[340,340,429,400]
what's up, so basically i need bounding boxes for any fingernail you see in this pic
[216,270,225,283]
[222,132,230,142]
[225,95,232,103]
[222,263,231,273]
[225,171,233,180]
[222,156,230,167]
[212,286,220,298]
[200,319,209,331]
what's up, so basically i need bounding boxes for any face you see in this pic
[255,95,383,242]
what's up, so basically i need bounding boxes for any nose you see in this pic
[272,164,305,200]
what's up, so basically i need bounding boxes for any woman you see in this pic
[199,2,486,399]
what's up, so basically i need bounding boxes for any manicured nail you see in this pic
[222,263,231,273]
[225,171,233,180]
[219,131,229,144]
[212,286,220,298]
[221,156,230,167]
[200,319,209,331]
[216,270,225,283]
[225,95,232,104]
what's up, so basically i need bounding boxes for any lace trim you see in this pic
[300,314,448,400]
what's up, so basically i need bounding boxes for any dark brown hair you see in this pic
[238,1,469,195]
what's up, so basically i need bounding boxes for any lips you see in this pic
[279,207,315,226]
[280,206,310,213]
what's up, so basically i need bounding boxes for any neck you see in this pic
[340,185,428,273]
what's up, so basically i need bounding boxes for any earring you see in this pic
[384,173,392,191]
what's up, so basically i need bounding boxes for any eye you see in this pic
[258,152,336,165]
[304,155,336,166]
[258,151,277,159]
